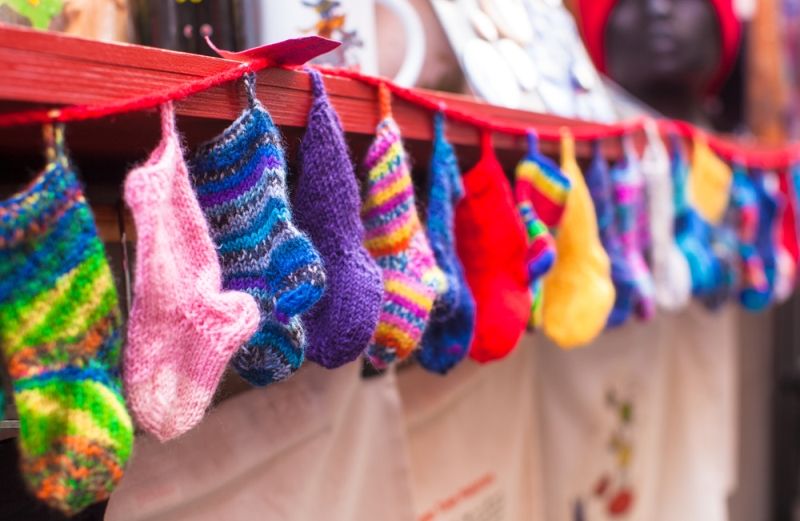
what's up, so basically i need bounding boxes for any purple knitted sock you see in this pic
[292,69,384,369]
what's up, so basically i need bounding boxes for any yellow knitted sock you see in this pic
[542,130,615,348]
[689,136,733,225]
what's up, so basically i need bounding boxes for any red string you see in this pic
[0,57,269,128]
[0,52,799,169]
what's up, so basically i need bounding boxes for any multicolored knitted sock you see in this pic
[124,104,260,441]
[541,130,615,348]
[610,136,656,320]
[731,166,769,310]
[737,169,780,310]
[513,131,569,329]
[701,209,739,311]
[417,112,476,374]
[640,120,691,311]
[292,69,383,369]
[0,125,132,515]
[775,169,798,302]
[670,134,717,297]
[585,140,636,328]
[361,85,446,369]
[514,132,558,282]
[190,73,326,386]
[455,131,531,362]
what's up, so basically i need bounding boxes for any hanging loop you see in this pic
[243,72,259,108]
[160,102,177,139]
[526,129,539,155]
[378,82,392,119]
[306,67,327,100]
[42,122,67,167]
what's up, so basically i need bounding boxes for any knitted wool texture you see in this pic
[640,120,691,311]
[292,69,383,369]
[0,126,133,515]
[513,132,569,329]
[455,132,531,362]
[124,104,260,441]
[361,90,446,369]
[610,137,656,320]
[541,130,615,349]
[585,141,637,328]
[417,112,476,374]
[190,73,326,386]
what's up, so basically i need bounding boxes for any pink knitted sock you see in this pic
[123,103,260,441]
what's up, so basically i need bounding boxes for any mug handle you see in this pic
[377,0,426,87]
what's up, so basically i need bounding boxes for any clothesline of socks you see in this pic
[1,68,799,516]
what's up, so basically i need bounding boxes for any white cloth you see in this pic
[106,363,416,521]
[398,343,546,521]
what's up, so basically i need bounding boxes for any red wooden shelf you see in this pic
[0,23,623,161]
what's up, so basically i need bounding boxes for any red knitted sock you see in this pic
[455,132,531,363]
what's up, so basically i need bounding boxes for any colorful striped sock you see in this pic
[610,137,656,320]
[417,112,475,374]
[585,141,637,328]
[0,125,132,515]
[731,166,769,310]
[514,131,568,329]
[362,87,446,368]
[190,73,326,386]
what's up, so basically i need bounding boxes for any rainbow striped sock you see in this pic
[0,127,132,515]
[362,115,446,369]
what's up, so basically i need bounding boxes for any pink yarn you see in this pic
[123,103,260,442]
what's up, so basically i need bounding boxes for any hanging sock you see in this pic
[688,135,734,225]
[190,72,326,386]
[774,169,798,303]
[640,120,692,311]
[0,124,132,515]
[610,135,657,320]
[540,129,615,349]
[514,131,567,329]
[701,207,739,311]
[731,166,770,310]
[292,69,383,369]
[123,103,260,441]
[739,169,780,310]
[670,134,717,297]
[455,131,531,362]
[417,112,476,374]
[361,84,446,369]
[585,140,637,328]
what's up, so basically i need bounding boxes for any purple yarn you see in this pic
[291,68,384,369]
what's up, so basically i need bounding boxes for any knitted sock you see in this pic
[731,167,770,310]
[0,125,132,515]
[361,85,446,369]
[190,73,325,386]
[701,205,739,311]
[514,131,570,329]
[775,169,798,302]
[541,130,615,348]
[292,69,383,369]
[610,137,656,320]
[585,141,636,328]
[455,131,531,362]
[739,169,780,310]
[640,120,691,311]
[689,136,734,225]
[124,104,260,441]
[514,132,559,282]
[670,135,717,297]
[417,112,476,374]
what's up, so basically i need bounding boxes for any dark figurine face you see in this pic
[605,0,722,95]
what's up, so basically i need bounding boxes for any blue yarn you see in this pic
[585,141,636,328]
[740,169,779,310]
[417,113,476,375]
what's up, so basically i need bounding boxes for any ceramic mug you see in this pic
[238,0,425,86]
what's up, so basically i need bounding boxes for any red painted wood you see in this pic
[0,24,622,160]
